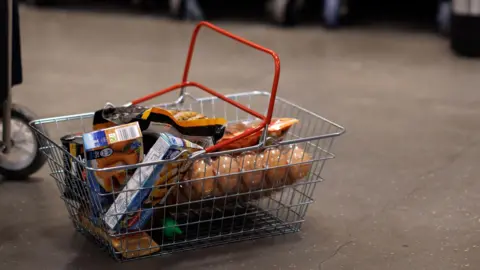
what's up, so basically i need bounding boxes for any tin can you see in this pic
[61,134,86,203]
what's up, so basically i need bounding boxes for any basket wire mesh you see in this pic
[30,91,344,261]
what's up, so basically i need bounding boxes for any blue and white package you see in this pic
[104,133,203,231]
[82,122,143,217]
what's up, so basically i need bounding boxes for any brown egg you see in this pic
[212,155,240,196]
[285,146,312,183]
[236,152,266,192]
[183,159,216,199]
[264,148,290,188]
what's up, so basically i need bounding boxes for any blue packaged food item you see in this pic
[82,122,144,216]
[104,133,203,231]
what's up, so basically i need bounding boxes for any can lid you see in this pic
[73,136,84,144]
[61,134,77,141]
[61,133,84,142]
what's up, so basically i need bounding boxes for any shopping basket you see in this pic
[29,21,345,261]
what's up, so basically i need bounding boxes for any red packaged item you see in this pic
[215,118,299,151]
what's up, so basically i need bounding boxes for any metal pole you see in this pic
[3,0,13,153]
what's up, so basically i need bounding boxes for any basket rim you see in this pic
[29,91,345,172]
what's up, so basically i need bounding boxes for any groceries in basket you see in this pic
[181,159,217,200]
[236,151,266,192]
[100,103,210,126]
[142,131,162,154]
[104,133,203,231]
[101,102,148,126]
[212,155,241,196]
[215,118,299,151]
[220,147,313,197]
[145,123,215,149]
[284,145,313,182]
[79,214,160,259]
[61,133,88,203]
[174,144,313,203]
[59,105,310,238]
[250,146,312,187]
[83,122,144,211]
[93,104,227,146]
[136,107,226,143]
[263,148,290,188]
[175,155,241,201]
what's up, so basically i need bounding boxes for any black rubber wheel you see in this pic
[0,104,47,180]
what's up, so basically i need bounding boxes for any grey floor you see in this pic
[1,5,480,270]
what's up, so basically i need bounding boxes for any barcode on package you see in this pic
[114,124,140,141]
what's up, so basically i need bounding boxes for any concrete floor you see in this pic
[1,5,480,270]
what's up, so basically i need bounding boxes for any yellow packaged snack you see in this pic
[93,105,227,144]
[79,215,160,259]
[216,118,299,151]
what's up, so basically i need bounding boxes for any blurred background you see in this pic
[21,0,479,57]
[2,1,480,270]
[20,0,450,31]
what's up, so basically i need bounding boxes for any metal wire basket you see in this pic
[29,22,345,261]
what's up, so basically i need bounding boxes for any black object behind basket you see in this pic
[0,0,22,103]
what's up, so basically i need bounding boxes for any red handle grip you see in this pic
[131,21,281,153]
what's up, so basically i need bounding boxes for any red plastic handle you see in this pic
[131,21,281,153]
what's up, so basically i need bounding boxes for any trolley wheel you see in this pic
[437,0,451,36]
[267,0,303,27]
[323,0,342,28]
[0,104,47,180]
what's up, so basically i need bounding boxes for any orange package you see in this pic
[83,122,144,211]
[215,118,299,151]
[79,215,160,259]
